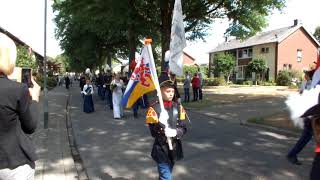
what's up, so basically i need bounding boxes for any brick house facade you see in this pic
[209,20,320,81]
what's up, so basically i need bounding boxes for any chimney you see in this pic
[294,19,299,26]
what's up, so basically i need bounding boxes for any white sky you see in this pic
[0,0,319,63]
[0,0,58,57]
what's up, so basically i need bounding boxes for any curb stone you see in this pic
[66,92,90,180]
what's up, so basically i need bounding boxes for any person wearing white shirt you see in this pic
[111,73,124,119]
[82,79,94,113]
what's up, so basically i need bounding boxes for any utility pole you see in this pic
[43,0,49,129]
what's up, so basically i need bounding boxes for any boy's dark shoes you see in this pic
[287,155,302,165]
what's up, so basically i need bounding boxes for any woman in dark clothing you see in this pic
[0,33,40,180]
[82,79,95,113]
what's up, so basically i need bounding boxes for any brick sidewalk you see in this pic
[33,87,78,180]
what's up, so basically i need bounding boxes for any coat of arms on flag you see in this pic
[122,46,156,108]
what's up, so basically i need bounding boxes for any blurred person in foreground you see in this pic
[0,33,41,179]
[287,69,314,165]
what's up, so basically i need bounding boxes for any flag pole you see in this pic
[145,39,173,150]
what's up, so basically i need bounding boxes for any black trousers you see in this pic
[287,118,312,157]
[193,87,199,101]
[199,87,203,100]
[311,153,320,180]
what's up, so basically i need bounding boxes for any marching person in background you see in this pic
[183,71,190,102]
[287,69,314,165]
[97,73,105,100]
[191,73,200,101]
[169,72,181,103]
[146,73,187,180]
[111,73,124,119]
[299,70,314,94]
[79,73,86,91]
[0,33,41,180]
[132,94,149,118]
[82,78,94,113]
[104,70,113,110]
[65,74,70,90]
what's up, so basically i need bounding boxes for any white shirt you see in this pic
[82,84,94,95]
[111,79,124,94]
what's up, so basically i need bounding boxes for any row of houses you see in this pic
[208,20,320,81]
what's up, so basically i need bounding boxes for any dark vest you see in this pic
[149,102,186,165]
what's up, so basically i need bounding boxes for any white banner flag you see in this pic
[169,0,186,76]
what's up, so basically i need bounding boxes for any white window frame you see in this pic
[297,49,302,62]
[236,65,247,79]
[238,48,253,59]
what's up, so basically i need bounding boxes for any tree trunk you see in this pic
[160,0,174,71]
[106,50,112,71]
[128,26,136,75]
[128,0,136,75]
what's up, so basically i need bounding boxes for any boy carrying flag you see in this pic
[146,73,187,180]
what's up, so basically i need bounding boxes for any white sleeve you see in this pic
[82,85,87,95]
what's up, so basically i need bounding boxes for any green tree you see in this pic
[53,54,70,73]
[16,45,37,71]
[53,0,285,71]
[314,26,320,42]
[247,58,267,81]
[214,53,235,82]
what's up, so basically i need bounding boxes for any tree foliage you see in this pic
[314,26,320,42]
[16,45,37,71]
[214,53,235,81]
[53,54,71,73]
[247,58,267,73]
[53,0,285,71]
[247,58,267,81]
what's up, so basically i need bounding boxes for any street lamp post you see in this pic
[43,0,49,129]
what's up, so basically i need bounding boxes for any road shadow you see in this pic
[69,86,312,180]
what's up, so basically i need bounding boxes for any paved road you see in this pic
[69,86,312,180]
[194,96,287,124]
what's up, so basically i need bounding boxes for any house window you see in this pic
[288,64,292,70]
[238,50,243,58]
[248,49,253,57]
[297,49,302,62]
[238,48,252,59]
[283,64,288,70]
[261,47,269,53]
[236,65,248,79]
